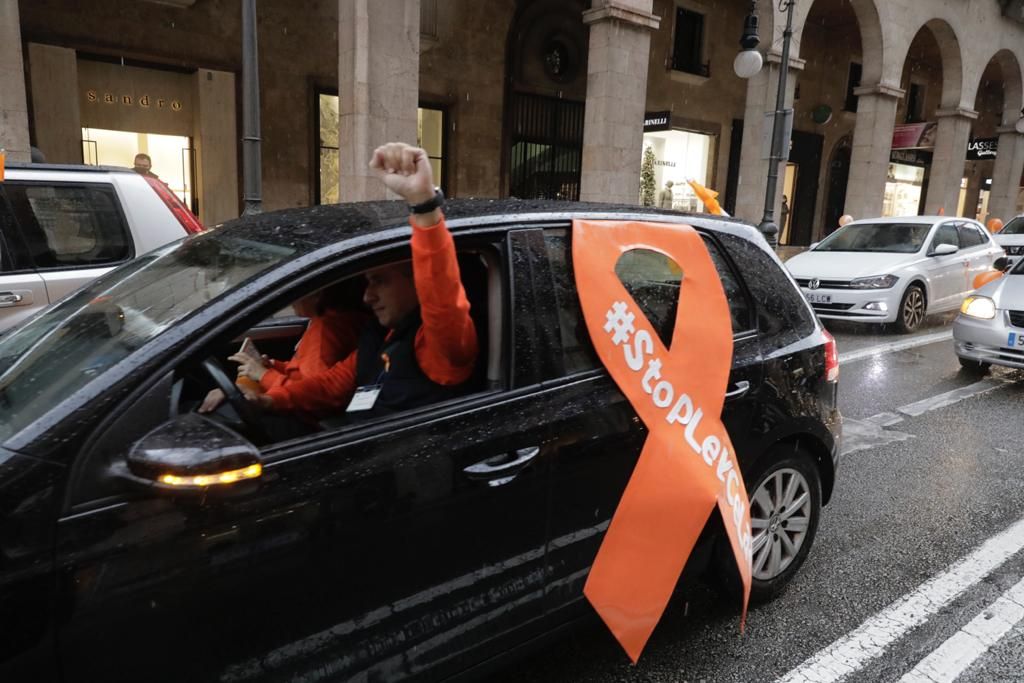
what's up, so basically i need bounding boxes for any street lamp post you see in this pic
[734,0,797,249]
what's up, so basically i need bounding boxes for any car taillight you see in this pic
[823,328,839,382]
[144,175,205,235]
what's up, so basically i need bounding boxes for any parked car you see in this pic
[954,255,1024,373]
[993,214,1024,267]
[0,163,203,333]
[0,200,841,682]
[785,216,1004,332]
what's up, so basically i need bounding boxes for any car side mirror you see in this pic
[122,413,263,494]
[930,243,958,256]
[994,256,1011,272]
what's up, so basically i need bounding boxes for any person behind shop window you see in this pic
[133,153,159,179]
[658,180,675,209]
[248,141,479,427]
[781,195,791,231]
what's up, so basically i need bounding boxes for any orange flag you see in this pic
[687,179,728,216]
[574,220,752,663]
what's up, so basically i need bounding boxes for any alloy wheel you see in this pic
[902,287,925,330]
[750,467,812,581]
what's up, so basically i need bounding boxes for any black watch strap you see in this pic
[409,188,445,214]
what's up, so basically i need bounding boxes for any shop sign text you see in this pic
[86,90,184,112]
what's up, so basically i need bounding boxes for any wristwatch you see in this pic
[409,187,445,214]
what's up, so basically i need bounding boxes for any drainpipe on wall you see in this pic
[241,0,262,215]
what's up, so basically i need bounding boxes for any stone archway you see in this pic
[501,0,589,199]
[976,49,1024,222]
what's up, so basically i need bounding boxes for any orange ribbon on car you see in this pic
[573,219,753,663]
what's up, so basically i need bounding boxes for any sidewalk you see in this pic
[776,245,809,262]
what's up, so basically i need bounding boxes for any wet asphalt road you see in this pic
[496,314,1024,683]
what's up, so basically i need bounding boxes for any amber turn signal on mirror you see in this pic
[158,464,262,488]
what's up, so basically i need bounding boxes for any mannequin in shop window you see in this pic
[658,181,675,209]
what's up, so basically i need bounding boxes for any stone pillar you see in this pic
[338,0,420,202]
[924,108,975,216]
[962,162,984,221]
[27,44,82,164]
[194,69,239,226]
[988,128,1024,222]
[844,84,902,221]
[733,54,802,225]
[578,0,659,205]
[0,0,31,161]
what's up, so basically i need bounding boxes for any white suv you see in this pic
[0,163,203,332]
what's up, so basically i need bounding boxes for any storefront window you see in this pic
[882,163,925,217]
[81,127,195,212]
[318,94,341,205]
[316,92,447,204]
[639,129,714,211]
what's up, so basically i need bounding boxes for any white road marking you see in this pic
[839,330,953,365]
[775,516,1024,683]
[840,416,914,456]
[896,379,1007,417]
[899,576,1024,683]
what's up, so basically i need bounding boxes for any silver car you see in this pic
[953,258,1024,372]
[993,215,1024,267]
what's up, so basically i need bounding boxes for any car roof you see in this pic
[848,215,965,225]
[204,198,767,255]
[4,162,137,174]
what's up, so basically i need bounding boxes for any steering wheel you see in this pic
[201,357,270,443]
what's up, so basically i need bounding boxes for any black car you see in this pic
[0,200,841,682]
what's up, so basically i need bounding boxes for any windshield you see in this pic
[1000,217,1024,235]
[814,223,931,253]
[0,234,295,442]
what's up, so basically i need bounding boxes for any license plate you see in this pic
[1008,332,1024,347]
[805,293,832,304]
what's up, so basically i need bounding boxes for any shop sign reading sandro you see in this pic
[85,90,184,112]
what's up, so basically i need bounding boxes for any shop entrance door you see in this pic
[82,128,197,214]
[507,93,584,200]
[786,130,823,246]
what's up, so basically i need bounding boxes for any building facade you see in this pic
[2,0,1023,243]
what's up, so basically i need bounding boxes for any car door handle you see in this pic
[0,292,25,307]
[463,447,540,487]
[724,380,750,400]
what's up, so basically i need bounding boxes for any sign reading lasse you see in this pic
[574,220,752,663]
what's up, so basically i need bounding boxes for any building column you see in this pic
[733,54,802,224]
[338,0,420,202]
[962,163,984,221]
[578,0,659,205]
[0,0,31,161]
[194,69,239,226]
[27,44,81,164]
[924,108,976,215]
[988,128,1024,222]
[843,84,903,221]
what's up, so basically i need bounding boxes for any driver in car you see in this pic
[248,142,479,423]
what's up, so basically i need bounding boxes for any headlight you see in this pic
[849,274,899,289]
[960,295,996,319]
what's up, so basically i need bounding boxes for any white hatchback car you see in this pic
[785,216,1004,332]
[993,215,1024,267]
[0,163,203,332]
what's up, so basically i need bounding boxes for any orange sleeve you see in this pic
[259,366,288,391]
[265,350,359,414]
[410,215,478,385]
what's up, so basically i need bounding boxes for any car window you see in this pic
[543,229,754,369]
[1001,217,1024,235]
[3,182,131,269]
[957,223,986,248]
[0,190,34,273]
[814,222,931,253]
[932,223,960,250]
[702,236,756,334]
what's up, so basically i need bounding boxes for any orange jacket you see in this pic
[266,214,477,414]
[257,308,366,391]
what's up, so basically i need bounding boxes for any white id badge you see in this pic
[346,384,382,412]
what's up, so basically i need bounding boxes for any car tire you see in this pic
[957,356,991,374]
[712,446,822,605]
[895,284,926,333]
